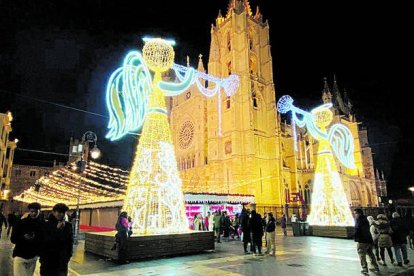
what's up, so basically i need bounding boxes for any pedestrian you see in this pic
[390,212,409,266]
[7,212,18,237]
[281,214,287,236]
[39,203,73,276]
[230,215,240,239]
[194,214,204,231]
[0,210,8,237]
[127,216,133,237]
[240,208,251,254]
[265,212,276,255]
[375,214,395,266]
[223,212,231,241]
[113,211,129,264]
[213,210,222,243]
[208,211,214,231]
[262,212,268,247]
[291,213,297,223]
[405,209,414,249]
[11,202,43,276]
[367,216,381,262]
[353,208,380,275]
[250,210,264,256]
[204,212,210,231]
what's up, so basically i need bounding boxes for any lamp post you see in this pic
[73,131,101,245]
[409,187,414,197]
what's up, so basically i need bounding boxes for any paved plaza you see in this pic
[1,229,414,276]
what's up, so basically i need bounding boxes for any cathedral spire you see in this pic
[321,77,332,104]
[226,0,253,18]
[197,54,205,72]
[332,75,348,115]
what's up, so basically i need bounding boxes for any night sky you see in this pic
[0,1,410,197]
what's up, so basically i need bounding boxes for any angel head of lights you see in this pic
[106,37,240,141]
[277,95,356,169]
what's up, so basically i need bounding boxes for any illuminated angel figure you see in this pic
[105,37,239,234]
[277,95,355,226]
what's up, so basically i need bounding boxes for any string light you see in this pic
[278,95,355,226]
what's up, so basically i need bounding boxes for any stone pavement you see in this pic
[2,228,414,276]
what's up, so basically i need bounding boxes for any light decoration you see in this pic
[278,95,355,226]
[106,39,239,141]
[13,161,129,207]
[105,37,240,234]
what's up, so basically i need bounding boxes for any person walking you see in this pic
[265,212,276,255]
[390,212,409,266]
[204,212,210,231]
[281,214,287,236]
[375,214,395,266]
[114,211,129,264]
[354,208,380,275]
[11,203,43,276]
[223,212,231,241]
[367,216,381,261]
[0,210,8,237]
[213,210,222,243]
[7,212,18,237]
[250,210,264,256]
[39,203,73,276]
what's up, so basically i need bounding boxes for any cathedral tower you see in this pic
[170,0,282,206]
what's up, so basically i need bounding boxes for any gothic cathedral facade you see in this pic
[168,0,381,209]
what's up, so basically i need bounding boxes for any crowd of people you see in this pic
[191,208,288,256]
[354,208,413,275]
[1,202,73,276]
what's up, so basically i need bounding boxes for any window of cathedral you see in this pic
[249,57,257,74]
[227,32,231,51]
[227,61,232,75]
[178,121,195,149]
[226,96,231,109]
[192,156,195,168]
[251,83,258,108]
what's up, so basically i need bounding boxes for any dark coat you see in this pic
[354,215,374,244]
[7,213,17,226]
[281,216,287,228]
[240,210,249,233]
[39,215,73,275]
[375,219,393,247]
[250,213,264,237]
[265,217,276,233]
[10,215,43,259]
[390,217,408,245]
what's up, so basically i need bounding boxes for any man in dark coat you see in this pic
[239,208,252,253]
[354,208,380,274]
[390,212,409,266]
[11,202,43,276]
[39,203,73,276]
[250,210,264,256]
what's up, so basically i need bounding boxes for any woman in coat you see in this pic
[375,214,395,266]
[367,216,381,261]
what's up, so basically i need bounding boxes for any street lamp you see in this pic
[73,131,100,245]
[409,187,414,197]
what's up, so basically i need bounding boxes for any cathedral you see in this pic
[168,0,383,212]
